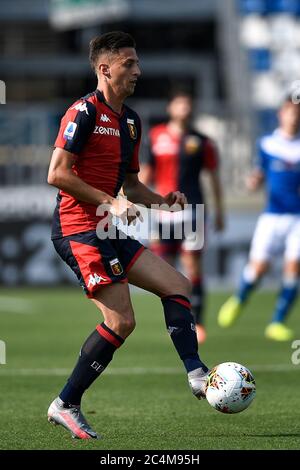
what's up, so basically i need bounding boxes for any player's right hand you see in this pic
[163,191,188,210]
[110,198,143,225]
[245,170,264,192]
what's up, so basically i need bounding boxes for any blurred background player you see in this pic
[218,95,300,341]
[140,91,224,343]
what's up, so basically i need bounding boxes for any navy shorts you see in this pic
[53,229,145,297]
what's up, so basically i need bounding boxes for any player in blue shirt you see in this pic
[218,95,300,341]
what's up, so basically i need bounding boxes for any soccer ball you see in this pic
[205,362,256,414]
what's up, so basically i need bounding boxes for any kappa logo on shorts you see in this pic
[87,272,108,287]
[109,258,123,276]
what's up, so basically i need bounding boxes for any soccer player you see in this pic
[47,31,209,440]
[218,95,300,341]
[140,91,224,344]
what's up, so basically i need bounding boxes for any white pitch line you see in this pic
[0,367,181,377]
[0,364,299,377]
[0,296,35,314]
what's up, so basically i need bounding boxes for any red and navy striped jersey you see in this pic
[147,123,218,204]
[52,89,141,239]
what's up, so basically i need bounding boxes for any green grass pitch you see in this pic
[0,287,299,450]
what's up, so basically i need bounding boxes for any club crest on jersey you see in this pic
[63,121,77,140]
[127,118,137,140]
[109,258,123,276]
[184,135,201,155]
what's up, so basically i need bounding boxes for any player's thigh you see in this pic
[127,248,191,297]
[150,221,180,266]
[249,214,280,264]
[150,240,179,267]
[284,218,300,274]
[91,281,135,337]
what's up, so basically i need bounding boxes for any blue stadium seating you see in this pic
[256,109,278,135]
[238,0,300,15]
[237,0,267,15]
[248,48,272,71]
[265,0,300,14]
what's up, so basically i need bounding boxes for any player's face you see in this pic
[108,48,141,98]
[279,102,300,135]
[168,96,193,122]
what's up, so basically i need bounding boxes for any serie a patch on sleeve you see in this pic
[63,121,77,140]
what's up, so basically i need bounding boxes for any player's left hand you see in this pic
[163,191,188,210]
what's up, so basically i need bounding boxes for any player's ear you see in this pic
[99,63,111,79]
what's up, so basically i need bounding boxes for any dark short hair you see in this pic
[168,88,193,103]
[89,31,136,72]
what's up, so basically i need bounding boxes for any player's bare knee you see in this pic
[115,316,135,338]
[244,263,267,282]
[105,315,135,338]
[180,274,192,297]
[122,317,136,335]
[161,272,191,298]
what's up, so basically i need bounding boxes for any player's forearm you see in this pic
[48,169,114,206]
[214,191,223,215]
[123,180,164,207]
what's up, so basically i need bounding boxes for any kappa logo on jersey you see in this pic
[71,101,89,115]
[100,113,111,123]
[87,272,108,287]
[109,258,123,276]
[127,118,137,140]
[63,121,77,140]
[93,126,120,137]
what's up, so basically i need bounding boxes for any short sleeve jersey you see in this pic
[147,123,218,204]
[52,89,141,239]
[257,129,300,214]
